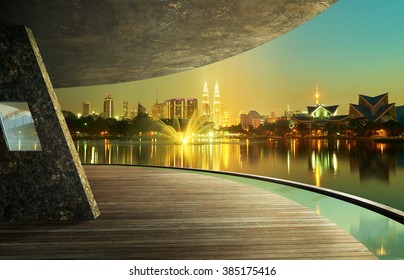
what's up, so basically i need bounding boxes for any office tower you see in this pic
[152,102,165,119]
[152,91,165,119]
[164,98,185,119]
[173,98,185,119]
[122,101,129,119]
[82,101,91,117]
[186,98,198,119]
[202,82,210,119]
[103,93,114,118]
[213,82,221,128]
[222,111,230,127]
[284,104,291,119]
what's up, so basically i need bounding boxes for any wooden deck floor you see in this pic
[0,165,376,259]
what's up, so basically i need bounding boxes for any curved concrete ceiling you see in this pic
[0,0,337,88]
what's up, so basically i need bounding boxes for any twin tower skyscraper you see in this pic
[202,81,221,128]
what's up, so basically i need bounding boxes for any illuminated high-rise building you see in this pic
[164,98,185,119]
[152,102,165,119]
[186,98,198,119]
[213,82,221,128]
[152,91,165,119]
[284,104,291,119]
[235,111,243,126]
[222,111,230,127]
[103,93,114,118]
[82,101,91,117]
[122,101,129,119]
[202,82,210,119]
[162,98,198,120]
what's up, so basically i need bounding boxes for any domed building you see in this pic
[240,110,262,130]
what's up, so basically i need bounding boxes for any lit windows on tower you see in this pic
[103,93,114,118]
[202,82,210,118]
[164,98,185,119]
[152,102,165,119]
[122,101,129,119]
[222,111,230,127]
[213,82,221,128]
[82,101,91,117]
[186,98,198,119]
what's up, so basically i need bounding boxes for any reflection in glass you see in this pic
[0,102,42,151]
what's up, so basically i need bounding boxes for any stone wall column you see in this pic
[0,25,100,221]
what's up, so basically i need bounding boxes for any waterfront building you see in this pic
[240,110,262,130]
[247,110,262,129]
[349,93,397,123]
[103,93,114,118]
[82,101,91,117]
[291,85,349,133]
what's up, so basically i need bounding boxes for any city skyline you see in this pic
[55,0,404,119]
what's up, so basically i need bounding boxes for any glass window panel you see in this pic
[0,102,42,151]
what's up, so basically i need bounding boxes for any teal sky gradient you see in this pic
[55,0,404,120]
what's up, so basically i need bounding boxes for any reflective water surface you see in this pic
[76,138,404,212]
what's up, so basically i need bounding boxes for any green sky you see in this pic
[55,0,404,121]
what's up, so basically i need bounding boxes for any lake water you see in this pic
[76,138,404,213]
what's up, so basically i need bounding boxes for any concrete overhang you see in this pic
[0,0,337,87]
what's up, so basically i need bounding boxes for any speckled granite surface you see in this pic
[0,25,99,221]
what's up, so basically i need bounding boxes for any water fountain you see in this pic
[149,112,214,144]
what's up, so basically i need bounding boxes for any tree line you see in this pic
[63,111,404,138]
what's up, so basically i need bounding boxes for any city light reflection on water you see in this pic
[76,138,404,259]
[77,138,404,211]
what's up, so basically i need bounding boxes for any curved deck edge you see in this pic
[86,164,404,225]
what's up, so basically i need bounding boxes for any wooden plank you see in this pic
[0,165,377,260]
